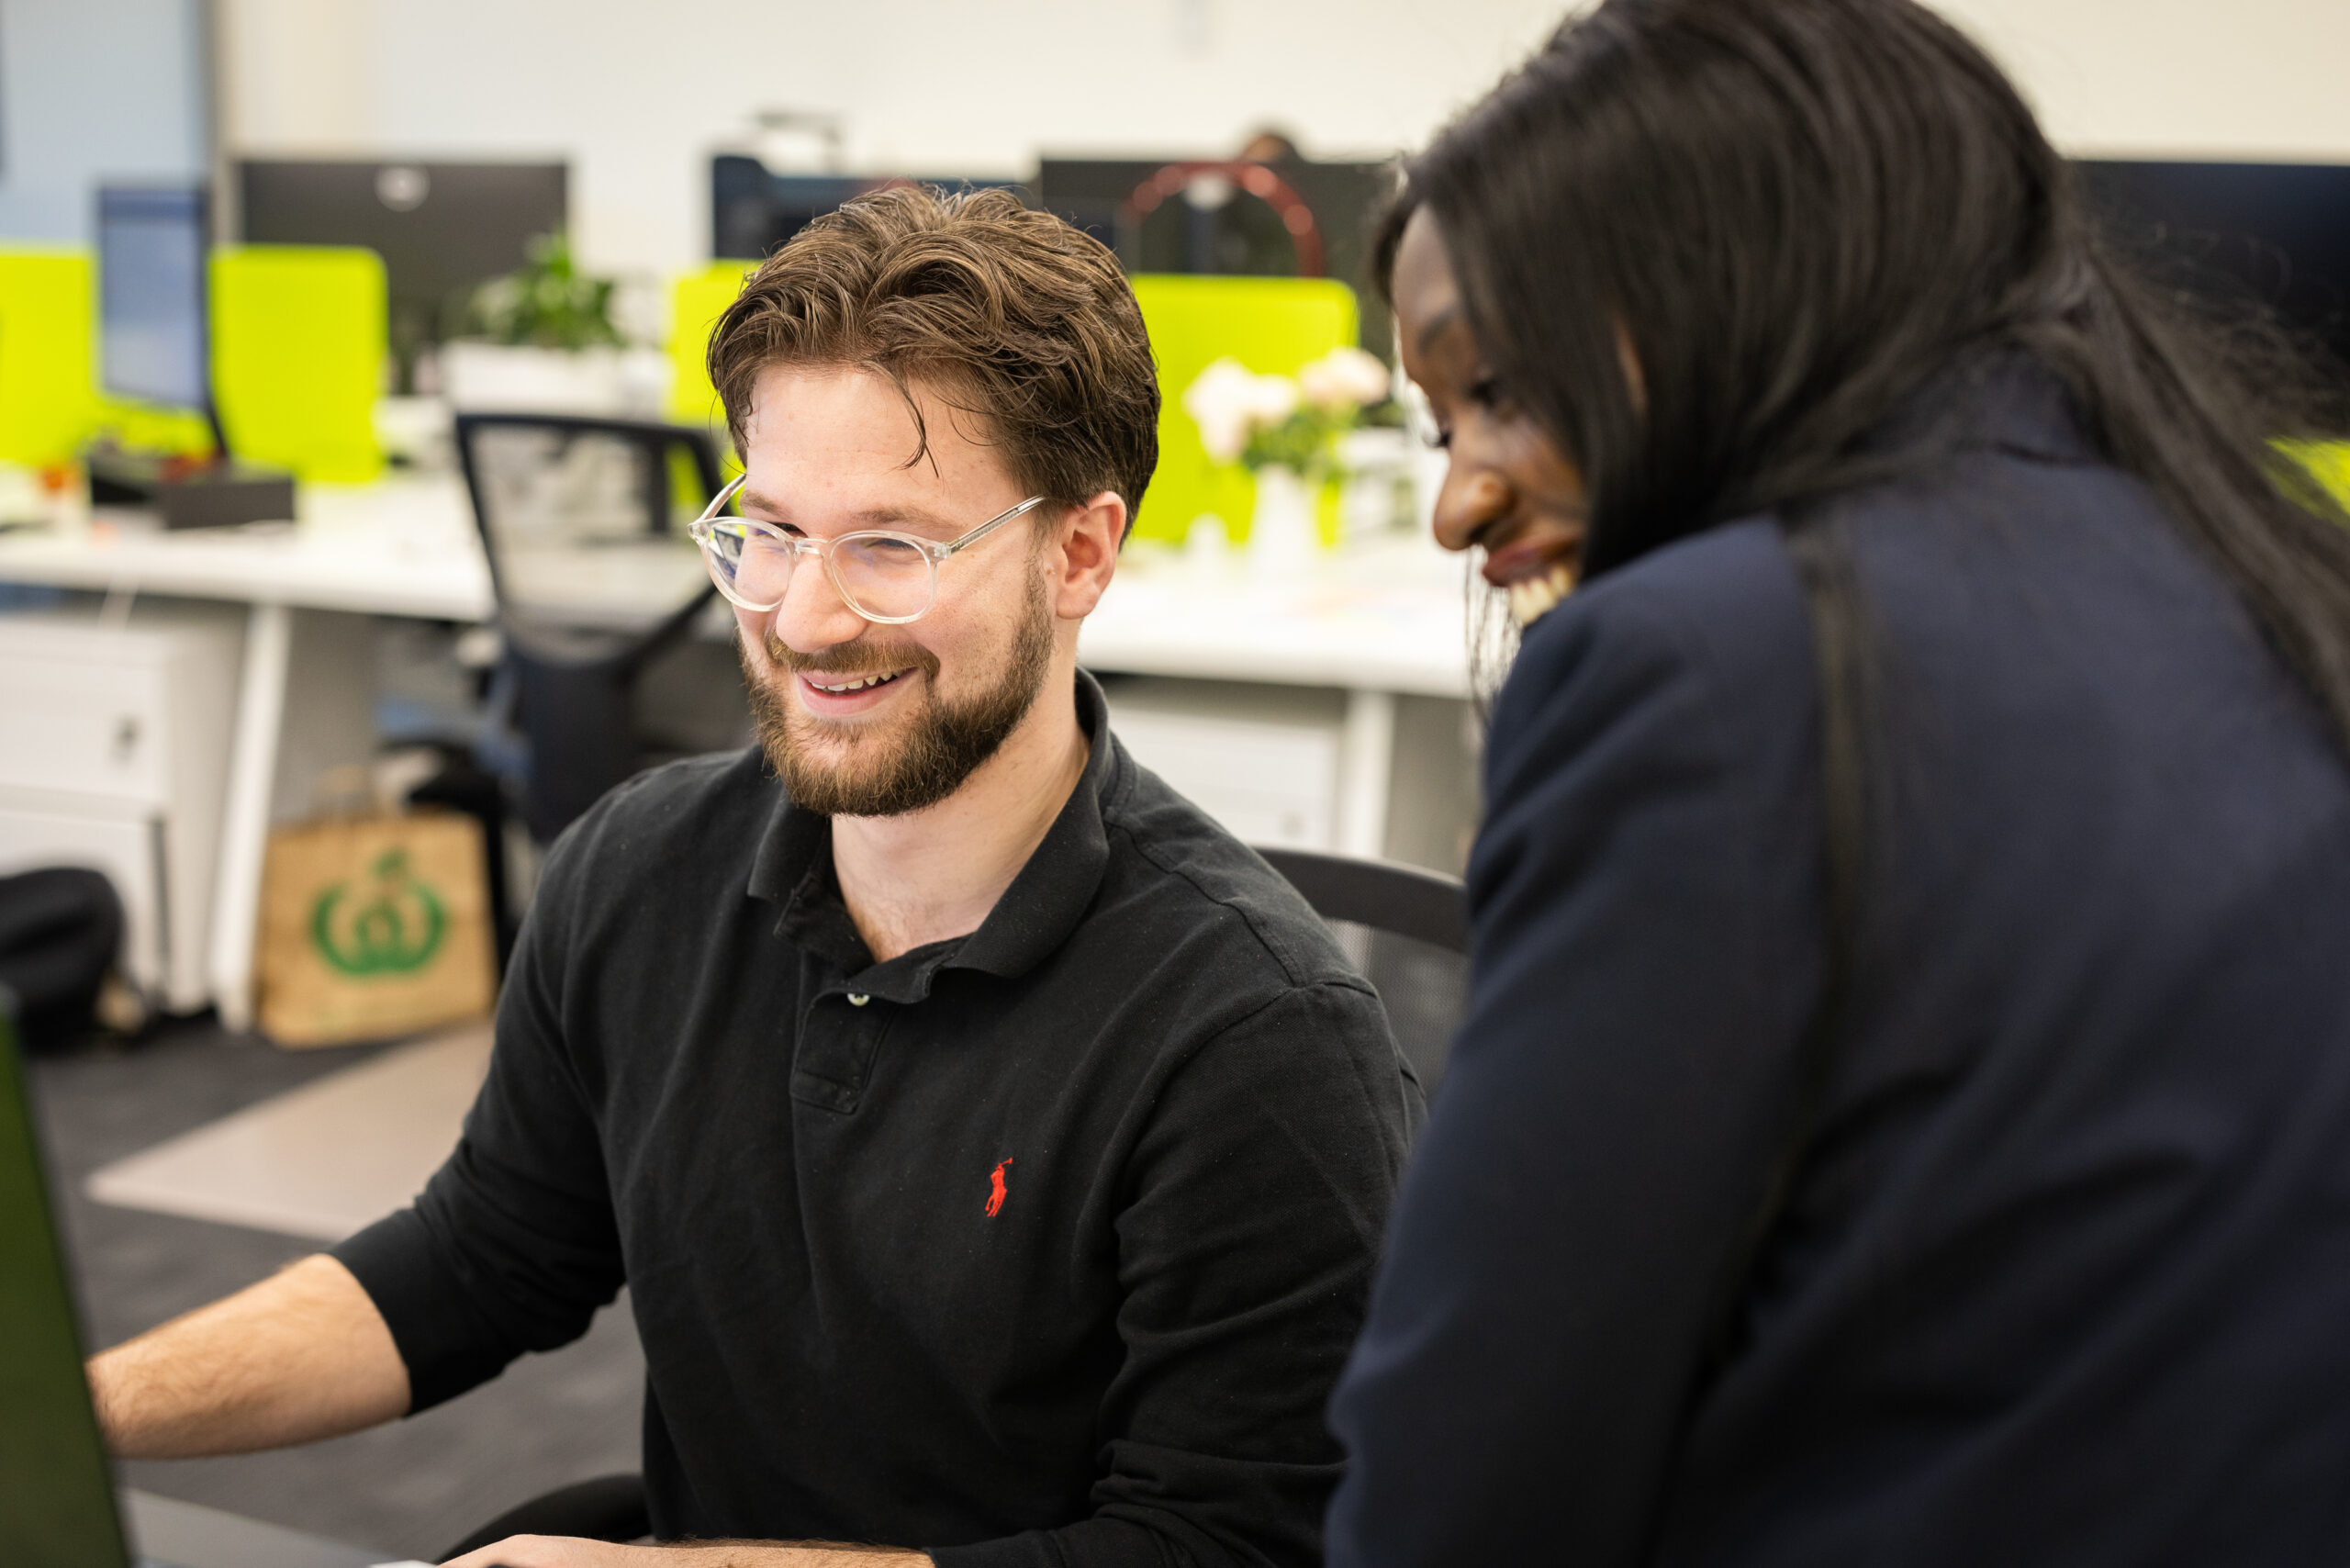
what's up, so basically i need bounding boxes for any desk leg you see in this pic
[1336,689,1396,860]
[209,603,292,1034]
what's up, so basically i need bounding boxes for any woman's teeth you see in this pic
[1506,562,1577,627]
[810,670,905,693]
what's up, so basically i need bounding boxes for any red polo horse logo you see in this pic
[986,1158,1013,1217]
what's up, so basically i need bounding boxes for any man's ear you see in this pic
[1047,490,1125,621]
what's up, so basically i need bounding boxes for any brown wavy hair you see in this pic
[706,185,1159,535]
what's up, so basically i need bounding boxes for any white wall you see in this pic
[215,0,2350,282]
[212,0,1568,278]
[0,0,209,241]
[1932,0,2350,160]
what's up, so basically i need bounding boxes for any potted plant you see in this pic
[1181,346,1394,577]
[439,232,668,417]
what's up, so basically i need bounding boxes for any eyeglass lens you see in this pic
[702,525,937,621]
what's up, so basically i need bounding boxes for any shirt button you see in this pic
[846,992,870,1006]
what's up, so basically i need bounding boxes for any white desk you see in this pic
[124,1488,391,1568]
[0,477,489,1030]
[0,477,1471,1026]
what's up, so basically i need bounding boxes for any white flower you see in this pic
[1183,358,1304,464]
[1242,371,1300,425]
[1183,357,1261,464]
[1298,346,1393,410]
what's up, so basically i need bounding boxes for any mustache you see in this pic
[762,629,942,682]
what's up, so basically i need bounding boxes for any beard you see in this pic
[742,577,1057,818]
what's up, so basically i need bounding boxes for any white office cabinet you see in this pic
[1101,678,1346,851]
[0,605,242,1010]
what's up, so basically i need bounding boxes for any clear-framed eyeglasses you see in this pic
[687,474,1049,625]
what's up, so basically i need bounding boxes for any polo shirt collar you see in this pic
[745,670,1117,1001]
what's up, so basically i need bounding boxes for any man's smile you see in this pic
[804,668,913,695]
[795,664,921,716]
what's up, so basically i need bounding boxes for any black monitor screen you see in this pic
[2076,159,2350,378]
[239,159,566,375]
[1035,156,1395,359]
[0,1010,131,1561]
[98,185,209,411]
[711,157,1027,265]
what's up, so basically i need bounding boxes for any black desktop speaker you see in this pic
[85,447,295,530]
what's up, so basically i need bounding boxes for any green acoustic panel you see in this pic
[672,260,758,438]
[92,397,212,458]
[0,1013,132,1565]
[2290,440,2350,512]
[0,249,101,468]
[1129,274,1360,546]
[212,245,386,483]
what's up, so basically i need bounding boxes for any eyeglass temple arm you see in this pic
[697,473,748,523]
[941,497,1049,557]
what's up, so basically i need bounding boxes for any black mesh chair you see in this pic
[436,846,1467,1558]
[453,413,728,846]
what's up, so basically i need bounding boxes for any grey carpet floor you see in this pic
[30,1019,644,1562]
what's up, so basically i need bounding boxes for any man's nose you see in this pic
[1432,466,1515,554]
[767,550,870,655]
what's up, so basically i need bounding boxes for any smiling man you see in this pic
[86,187,1420,1568]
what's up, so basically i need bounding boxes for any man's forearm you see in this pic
[88,1253,410,1459]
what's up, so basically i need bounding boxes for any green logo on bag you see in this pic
[310,848,447,976]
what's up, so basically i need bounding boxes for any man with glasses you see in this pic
[87,186,1420,1568]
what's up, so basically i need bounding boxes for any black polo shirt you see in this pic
[334,672,1420,1565]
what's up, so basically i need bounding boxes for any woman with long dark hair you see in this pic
[1326,0,2350,1562]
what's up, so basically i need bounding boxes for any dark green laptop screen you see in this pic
[0,1010,131,1565]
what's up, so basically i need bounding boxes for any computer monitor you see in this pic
[97,185,212,416]
[1035,156,1395,359]
[238,159,567,388]
[91,186,297,523]
[2075,159,2350,379]
[0,1003,135,1563]
[710,155,1026,263]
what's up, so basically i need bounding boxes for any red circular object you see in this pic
[1120,161,1326,277]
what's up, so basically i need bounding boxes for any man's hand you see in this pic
[88,1253,408,1458]
[441,1539,930,1568]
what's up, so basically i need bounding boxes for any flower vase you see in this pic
[1247,464,1317,582]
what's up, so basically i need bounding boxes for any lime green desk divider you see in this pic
[0,249,101,468]
[2283,439,2350,514]
[211,246,386,483]
[0,248,206,464]
[672,261,758,438]
[1128,274,1360,547]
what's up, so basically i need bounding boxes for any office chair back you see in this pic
[1255,846,1468,1092]
[453,413,728,845]
[454,412,722,630]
